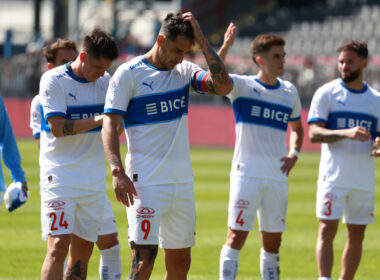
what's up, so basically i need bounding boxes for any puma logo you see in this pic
[142,81,154,91]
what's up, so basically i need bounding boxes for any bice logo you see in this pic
[136,207,155,219]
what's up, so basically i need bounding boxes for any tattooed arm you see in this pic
[309,121,371,143]
[102,113,137,207]
[182,12,232,96]
[47,115,103,138]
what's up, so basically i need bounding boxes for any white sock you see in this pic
[260,248,279,280]
[318,278,331,280]
[219,245,240,280]
[99,244,122,280]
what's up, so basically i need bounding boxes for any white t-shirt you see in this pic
[39,64,110,191]
[104,56,208,187]
[308,78,380,191]
[227,75,302,182]
[30,94,41,139]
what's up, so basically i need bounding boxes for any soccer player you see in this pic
[39,29,119,279]
[101,12,232,280]
[308,40,380,280]
[0,96,28,205]
[30,38,122,279]
[217,24,304,280]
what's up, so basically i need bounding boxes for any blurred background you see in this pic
[1,0,380,147]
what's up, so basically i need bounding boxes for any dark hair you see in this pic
[250,34,285,65]
[43,38,77,63]
[337,40,368,59]
[160,13,194,44]
[83,28,119,61]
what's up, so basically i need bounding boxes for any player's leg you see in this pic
[41,234,71,279]
[339,189,374,280]
[220,176,262,280]
[316,219,339,278]
[126,185,166,279]
[65,234,95,279]
[128,242,158,280]
[97,195,121,280]
[40,187,75,279]
[65,190,105,279]
[97,233,121,280]
[163,247,191,280]
[220,228,249,280]
[315,185,346,279]
[160,183,196,280]
[258,180,287,280]
[339,224,366,280]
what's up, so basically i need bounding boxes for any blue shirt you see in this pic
[0,97,25,191]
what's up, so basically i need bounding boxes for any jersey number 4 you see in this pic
[236,210,245,226]
[49,212,69,231]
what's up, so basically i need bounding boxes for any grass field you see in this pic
[0,139,379,279]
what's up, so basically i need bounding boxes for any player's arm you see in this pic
[372,136,380,157]
[0,99,27,189]
[47,115,103,138]
[183,12,232,96]
[280,119,303,176]
[101,113,137,207]
[217,22,236,62]
[309,121,371,143]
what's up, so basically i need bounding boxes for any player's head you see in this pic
[156,13,194,70]
[79,28,119,82]
[337,40,368,83]
[250,34,286,77]
[43,38,77,69]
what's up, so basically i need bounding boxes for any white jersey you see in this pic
[308,79,380,191]
[104,56,208,187]
[227,75,302,182]
[39,64,110,191]
[30,95,41,139]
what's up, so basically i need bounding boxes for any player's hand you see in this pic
[112,171,137,207]
[280,155,298,176]
[182,12,206,48]
[222,22,236,49]
[21,182,28,193]
[371,136,380,157]
[345,126,371,142]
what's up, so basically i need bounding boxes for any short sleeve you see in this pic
[30,95,41,138]
[289,87,302,121]
[39,72,67,121]
[104,65,134,116]
[307,86,330,124]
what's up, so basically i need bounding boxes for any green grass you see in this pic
[1,139,379,279]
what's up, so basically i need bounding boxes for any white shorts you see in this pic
[41,186,105,242]
[316,183,374,224]
[228,176,288,232]
[98,194,118,236]
[127,183,196,249]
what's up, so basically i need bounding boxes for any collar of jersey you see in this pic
[64,62,89,83]
[339,79,367,94]
[253,76,280,89]
[141,57,169,71]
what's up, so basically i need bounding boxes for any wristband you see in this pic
[288,148,299,158]
[111,167,124,176]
